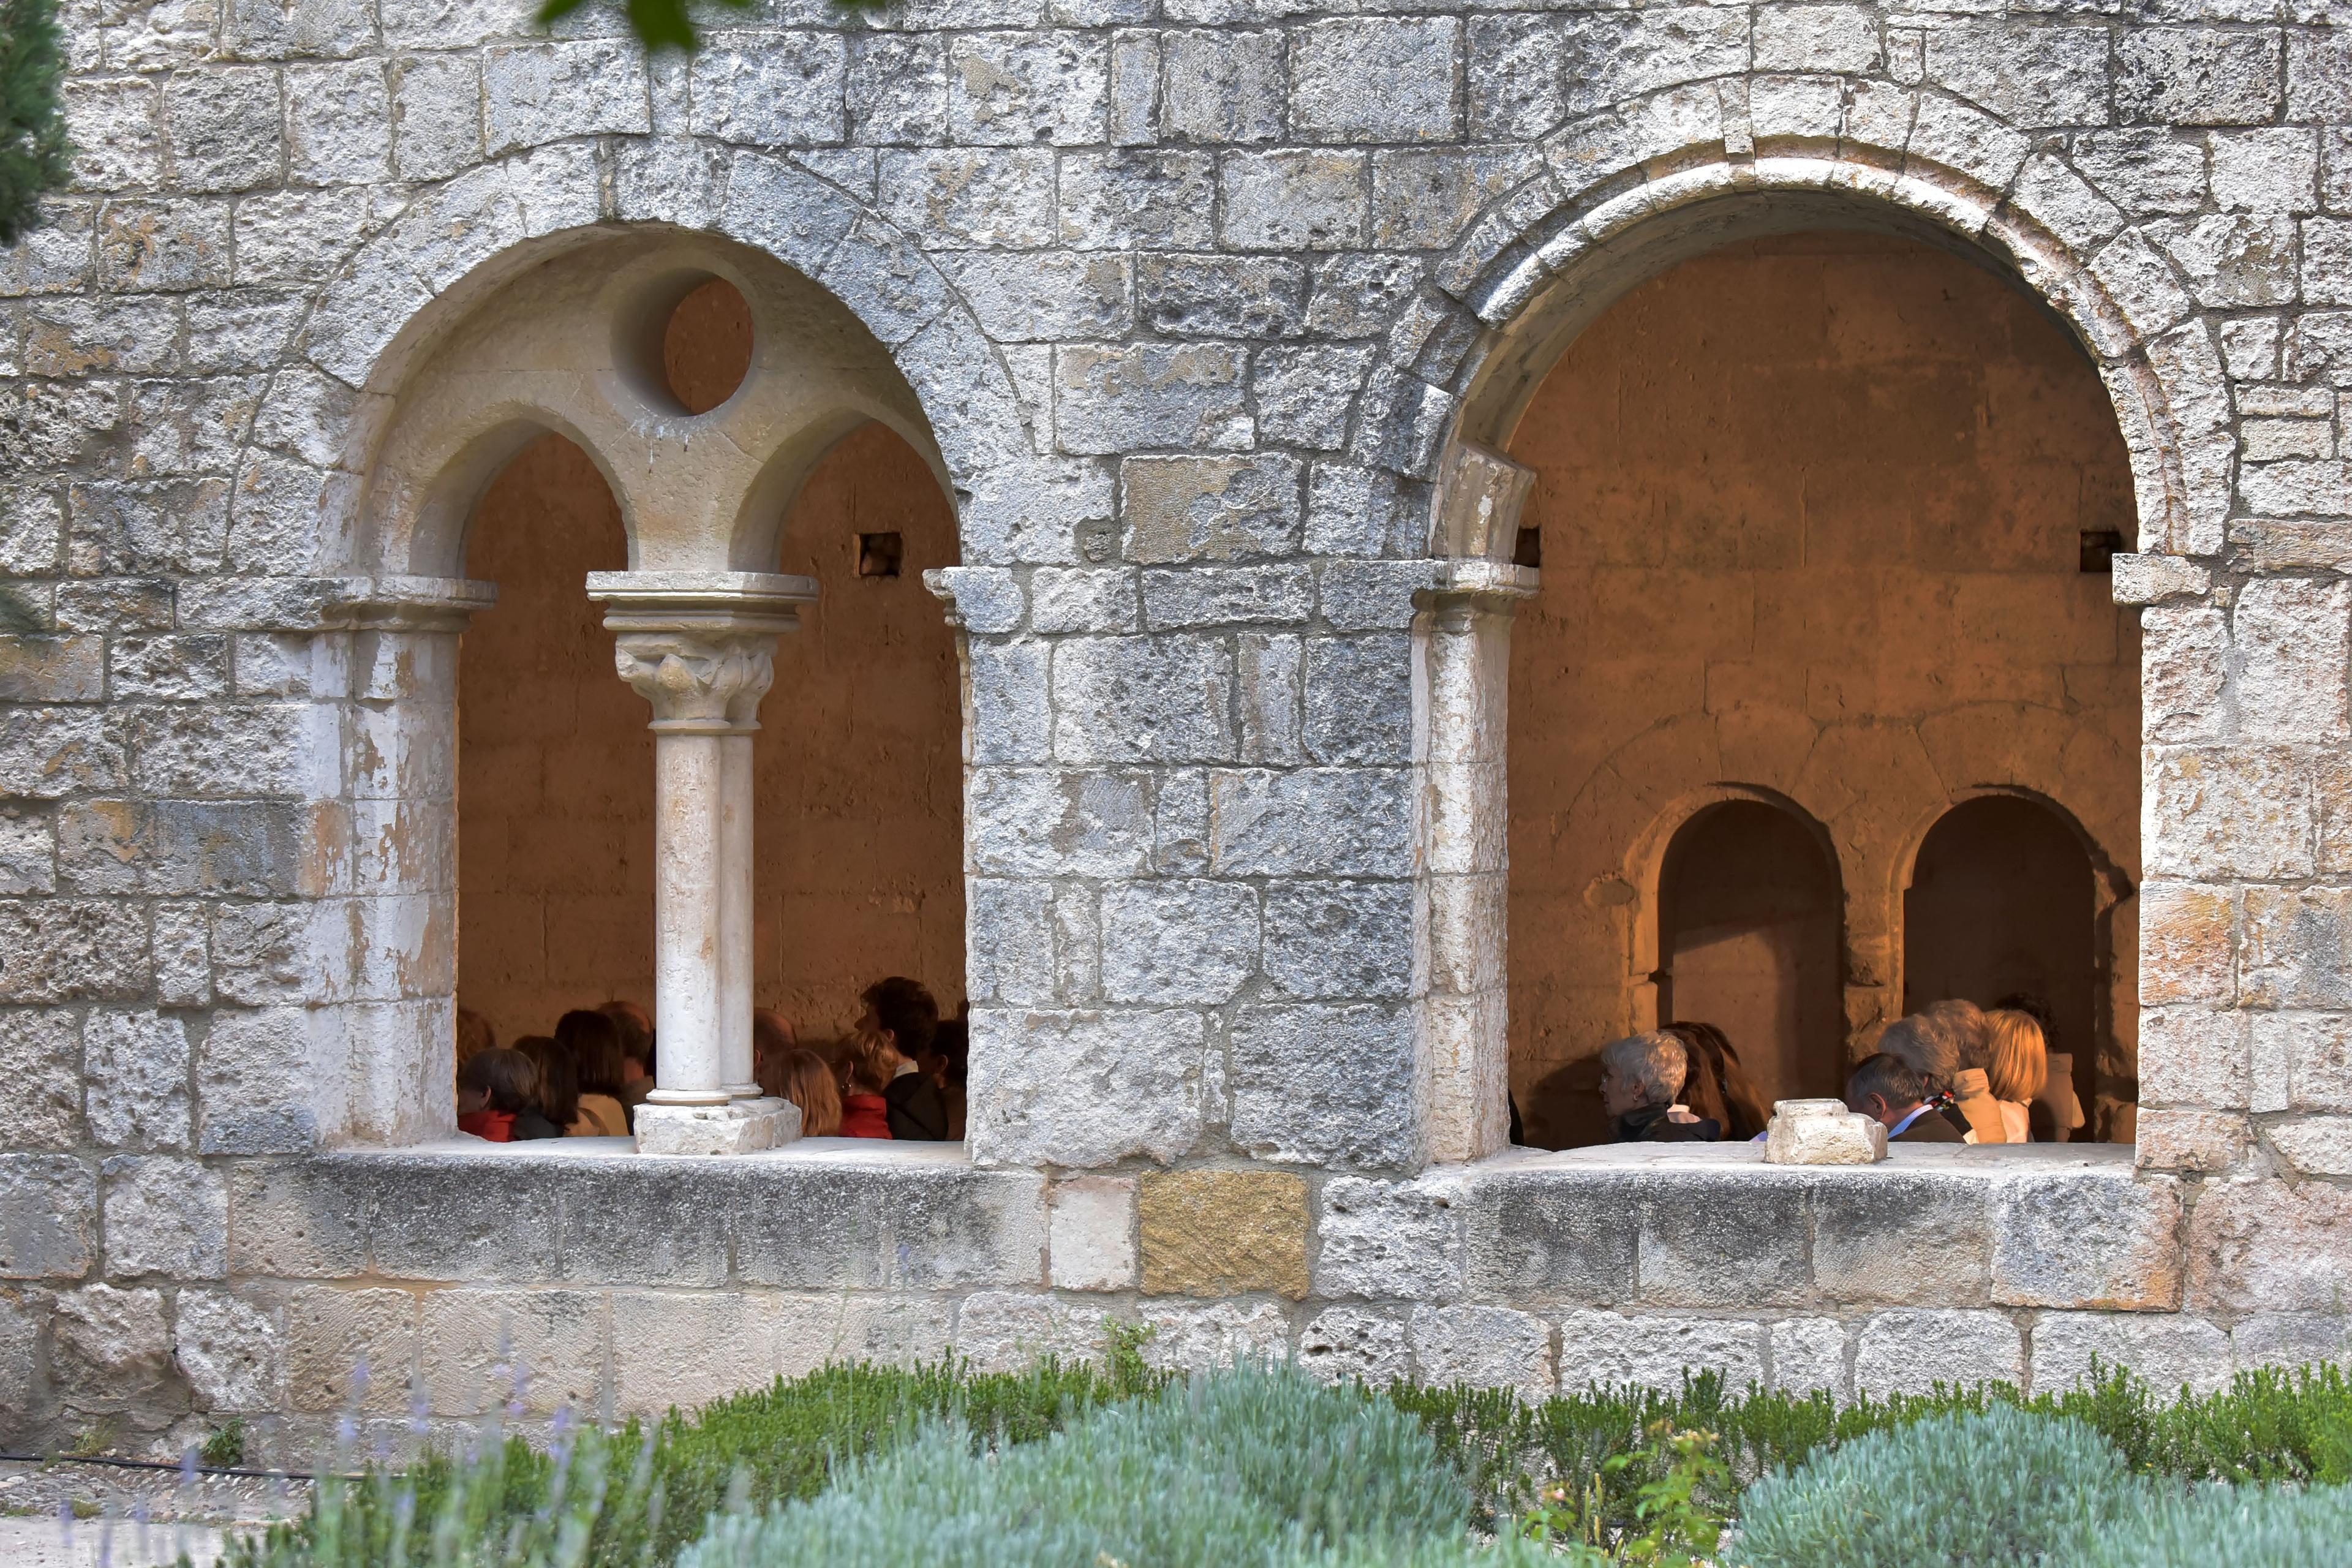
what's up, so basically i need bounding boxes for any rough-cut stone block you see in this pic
[633,1100,796,1156]
[2270,1116,2352,1177]
[1769,1317,1848,1398]
[1230,1003,1419,1169]
[1134,1298,1291,1370]
[420,1287,603,1417]
[53,1284,172,1406]
[1050,1175,1137,1292]
[1638,1175,1809,1307]
[777,1292,956,1377]
[1315,1176,1462,1300]
[1853,1310,2024,1396]
[1557,1311,1763,1395]
[1219,150,1368,251]
[2231,1311,2352,1372]
[1262,880,1414,1001]
[967,769,1155,879]
[1139,1169,1308,1298]
[1765,1099,1886,1164]
[1291,19,1458,145]
[173,1289,282,1413]
[1409,1303,1550,1398]
[956,1291,1102,1374]
[609,1289,775,1416]
[104,1156,227,1278]
[1055,343,1250,454]
[0,1155,94,1279]
[1099,878,1258,1004]
[2030,1311,2233,1398]
[1298,1304,1409,1385]
[83,1009,190,1150]
[1121,453,1302,564]
[728,1161,1047,1293]
[1812,1172,1991,1306]
[0,1008,78,1150]
[1207,768,1415,877]
[1991,1172,2182,1310]
[1053,637,1237,764]
[967,1008,1205,1166]
[1464,1171,1637,1305]
[286,1284,415,1414]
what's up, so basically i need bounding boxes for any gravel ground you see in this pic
[0,1458,309,1564]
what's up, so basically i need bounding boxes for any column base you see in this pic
[635,1097,804,1156]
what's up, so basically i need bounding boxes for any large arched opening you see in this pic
[1498,228,2143,1150]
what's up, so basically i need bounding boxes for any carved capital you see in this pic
[612,631,776,729]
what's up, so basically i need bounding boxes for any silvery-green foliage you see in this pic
[2081,1479,2352,1568]
[680,1362,1521,1568]
[1735,1406,2133,1568]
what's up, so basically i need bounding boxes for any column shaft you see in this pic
[649,726,730,1106]
[718,729,760,1098]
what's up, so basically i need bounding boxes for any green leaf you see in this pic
[0,0,72,245]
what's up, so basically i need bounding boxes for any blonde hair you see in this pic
[844,1023,899,1097]
[778,1049,842,1137]
[1985,1009,2048,1102]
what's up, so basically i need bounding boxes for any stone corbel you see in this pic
[338,575,501,633]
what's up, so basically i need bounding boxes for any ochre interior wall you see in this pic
[456,414,963,1050]
[1505,231,2142,1150]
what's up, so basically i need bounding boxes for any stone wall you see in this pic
[2,0,2350,1450]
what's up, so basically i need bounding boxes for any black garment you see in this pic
[1613,1102,1721,1144]
[1507,1091,1525,1147]
[1892,1106,1966,1143]
[512,1109,565,1141]
[885,1071,950,1141]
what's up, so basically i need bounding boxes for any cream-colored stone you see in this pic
[1764,1099,1886,1164]
[1138,1169,1308,1299]
[1049,1175,1137,1292]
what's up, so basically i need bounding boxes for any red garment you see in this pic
[459,1107,516,1142]
[839,1093,892,1139]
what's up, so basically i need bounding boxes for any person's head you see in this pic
[1660,1022,1729,1129]
[1921,998,1990,1071]
[1598,1031,1686,1119]
[1845,1052,1931,1128]
[456,1008,496,1066]
[1875,1017,1957,1095]
[556,1009,625,1098]
[843,1023,899,1097]
[459,1047,536,1117]
[858,977,938,1062]
[1994,992,2055,1053]
[777,1048,842,1137]
[929,1015,970,1090]
[515,1035,576,1125]
[1984,1008,2049,1103]
[600,999,654,1083]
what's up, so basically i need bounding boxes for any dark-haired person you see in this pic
[600,998,657,1118]
[859,976,949,1141]
[555,1009,630,1136]
[457,1047,537,1142]
[1845,1053,1964,1144]
[1662,1020,1769,1142]
[510,1036,573,1141]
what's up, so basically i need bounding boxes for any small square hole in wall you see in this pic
[1513,527,1543,569]
[858,532,903,578]
[2079,528,2124,573]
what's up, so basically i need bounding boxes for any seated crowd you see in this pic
[453,976,970,1145]
[1600,997,2086,1147]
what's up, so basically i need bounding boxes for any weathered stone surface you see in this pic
[1053,636,1236,764]
[1464,1171,1637,1305]
[2231,1311,2352,1371]
[1049,1175,1137,1292]
[1812,1172,1991,1306]
[1764,1100,1885,1165]
[968,1008,1205,1166]
[173,1289,281,1412]
[53,1284,172,1406]
[2030,1311,2232,1398]
[1121,453,1302,563]
[1134,1298,1291,1369]
[104,1156,227,1278]
[1298,1304,1409,1384]
[1991,1172,2181,1310]
[608,1289,770,1415]
[1315,1176,1462,1300]
[1139,1169,1308,1298]
[1409,1303,1550,1398]
[83,1009,189,1149]
[0,1008,78,1150]
[1854,1310,2024,1395]
[1099,878,1258,1004]
[1230,1003,1418,1168]
[420,1287,602,1417]
[1207,768,1415,877]
[956,1291,1103,1374]
[1768,1317,1848,1398]
[2190,1177,2352,1313]
[0,1155,94,1279]
[777,1292,956,1377]
[1638,1175,1809,1307]
[1557,1311,1763,1395]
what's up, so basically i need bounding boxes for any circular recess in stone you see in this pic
[615,270,754,418]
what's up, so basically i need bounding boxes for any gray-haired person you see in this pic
[1599,1031,1720,1143]
[1874,1016,1973,1139]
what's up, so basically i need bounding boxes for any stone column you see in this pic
[587,571,817,1154]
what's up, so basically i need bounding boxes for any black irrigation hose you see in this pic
[0,1450,362,1482]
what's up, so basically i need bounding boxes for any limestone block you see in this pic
[420,1287,603,1417]
[84,1009,190,1150]
[1138,254,1306,339]
[688,36,845,147]
[1769,1318,1849,1398]
[1050,1175,1137,1292]
[1052,637,1237,763]
[198,1007,323,1154]
[1236,633,1304,764]
[965,769,1155,879]
[0,1291,35,1422]
[1121,453,1303,564]
[1253,344,1375,452]
[2231,1311,2352,1372]
[1638,1175,1809,1307]
[1853,1310,2024,1396]
[1207,768,1415,878]
[0,1155,94,1278]
[734,1161,1047,1294]
[2117,27,2282,127]
[777,1292,956,1377]
[390,56,481,183]
[549,1161,732,1289]
[1156,29,1280,144]
[1139,1169,1308,1298]
[1142,565,1316,630]
[609,1289,775,1416]
[0,710,126,801]
[104,1156,227,1278]
[2234,578,2350,742]
[1291,18,1458,143]
[1055,341,1253,453]
[1298,1305,1409,1385]
[943,252,1131,344]
[225,1159,363,1279]
[2147,747,2313,881]
[1991,1171,2181,1311]
[1057,150,1218,251]
[1559,13,1746,121]
[2133,1109,2252,1173]
[164,67,282,192]
[1134,1298,1291,1370]
[2109,554,2211,606]
[1262,880,1414,1001]
[1317,558,1436,631]
[2136,882,2236,1006]
[1463,1171,1638,1305]
[1812,1172,1991,1306]
[948,32,1105,146]
[2031,1311,2233,1398]
[846,34,944,143]
[1763,1099,1886,1165]
[2139,1007,2250,1110]
[0,636,100,703]
[966,1008,1204,1166]
[957,1291,1104,1374]
[1218,150,1369,251]
[483,40,650,155]
[1314,1177,1463,1301]
[0,899,151,1002]
[1557,1311,1763,1396]
[1230,1003,1420,1169]
[1409,1303,1551,1399]
[1030,568,1139,635]
[53,1284,172,1406]
[173,1290,282,1413]
[2211,129,2318,213]
[632,1099,796,1157]
[2269,1117,2352,1177]
[1300,634,1413,765]
[0,1007,78,1150]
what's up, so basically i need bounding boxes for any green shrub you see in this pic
[1733,1406,2134,1568]
[2081,1479,2352,1568]
[680,1363,1511,1568]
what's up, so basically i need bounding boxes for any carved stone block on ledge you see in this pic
[635,1098,802,1156]
[1764,1098,1887,1165]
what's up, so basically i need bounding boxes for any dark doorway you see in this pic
[1656,801,1845,1107]
[1904,796,2098,1128]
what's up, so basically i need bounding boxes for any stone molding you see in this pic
[589,570,818,729]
